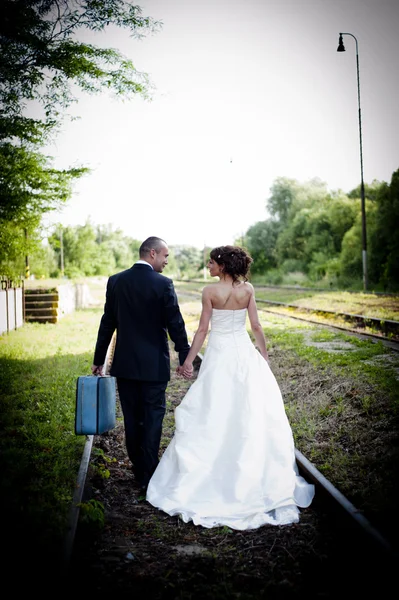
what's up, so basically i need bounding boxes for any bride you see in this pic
[146,245,315,530]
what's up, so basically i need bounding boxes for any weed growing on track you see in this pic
[258,291,399,321]
[174,280,399,320]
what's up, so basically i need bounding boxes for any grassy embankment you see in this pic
[0,302,106,567]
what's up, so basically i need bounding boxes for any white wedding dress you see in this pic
[146,308,315,530]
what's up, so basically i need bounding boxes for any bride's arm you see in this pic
[247,288,270,362]
[180,287,213,378]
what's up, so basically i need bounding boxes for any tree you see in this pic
[1,0,159,121]
[266,176,327,224]
[340,173,399,290]
[266,177,298,224]
[367,170,399,289]
[347,180,382,202]
[0,1,160,276]
[47,221,144,277]
[325,191,358,254]
[244,177,361,283]
[245,220,279,274]
[0,141,88,276]
[0,143,87,222]
[171,246,202,279]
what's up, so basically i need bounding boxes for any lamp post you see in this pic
[337,32,368,290]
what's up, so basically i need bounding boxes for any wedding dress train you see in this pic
[146,308,315,530]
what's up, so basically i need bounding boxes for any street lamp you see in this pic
[337,32,368,290]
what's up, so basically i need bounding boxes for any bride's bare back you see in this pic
[206,280,253,310]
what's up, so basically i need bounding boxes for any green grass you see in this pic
[257,312,399,405]
[174,281,399,321]
[254,288,317,303]
[0,307,103,565]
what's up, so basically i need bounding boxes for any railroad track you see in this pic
[65,330,398,595]
[179,279,399,297]
[63,334,116,571]
[176,287,399,349]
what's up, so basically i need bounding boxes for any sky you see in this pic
[41,0,399,250]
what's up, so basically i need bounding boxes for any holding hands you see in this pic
[176,361,194,379]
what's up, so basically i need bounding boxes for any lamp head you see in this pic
[337,34,345,52]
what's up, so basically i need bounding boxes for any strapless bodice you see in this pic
[210,308,247,334]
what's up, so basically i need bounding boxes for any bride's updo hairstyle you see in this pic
[210,245,253,284]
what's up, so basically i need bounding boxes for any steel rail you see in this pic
[258,306,399,352]
[62,433,93,572]
[177,288,399,350]
[294,449,396,559]
[63,335,116,574]
[256,298,399,338]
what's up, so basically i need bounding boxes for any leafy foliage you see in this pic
[45,223,200,280]
[369,169,399,287]
[246,172,399,290]
[0,143,88,221]
[245,220,279,274]
[0,0,160,276]
[48,221,142,277]
[171,245,203,279]
[0,0,159,120]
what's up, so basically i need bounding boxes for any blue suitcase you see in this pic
[75,375,117,435]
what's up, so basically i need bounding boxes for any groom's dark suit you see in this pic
[93,262,190,488]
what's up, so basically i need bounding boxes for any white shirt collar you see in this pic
[135,259,153,269]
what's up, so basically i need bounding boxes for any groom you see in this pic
[92,236,190,491]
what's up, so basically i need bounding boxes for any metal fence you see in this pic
[0,276,24,335]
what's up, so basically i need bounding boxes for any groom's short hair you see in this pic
[139,236,167,257]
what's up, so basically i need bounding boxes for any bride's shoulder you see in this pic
[201,284,219,306]
[202,283,217,296]
[203,283,218,291]
[202,282,223,300]
[243,281,254,292]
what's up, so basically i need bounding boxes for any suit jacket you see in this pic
[93,264,190,381]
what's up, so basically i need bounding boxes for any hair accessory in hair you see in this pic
[217,254,221,258]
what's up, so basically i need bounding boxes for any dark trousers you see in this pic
[116,378,168,487]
